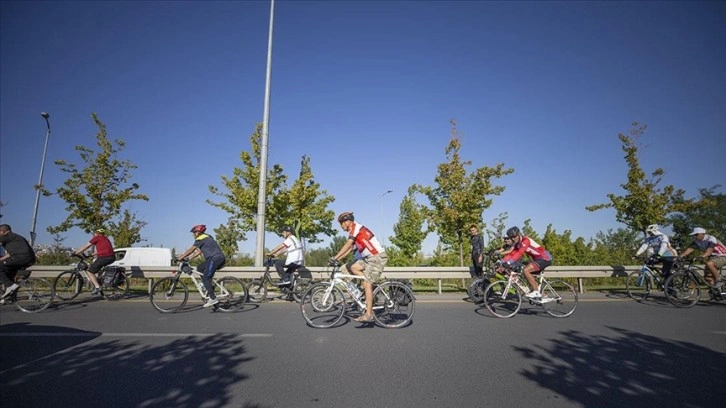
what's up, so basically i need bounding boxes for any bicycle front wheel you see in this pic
[540,279,578,318]
[372,282,415,328]
[467,277,489,303]
[247,279,268,303]
[664,273,700,308]
[150,277,188,313]
[103,274,130,301]
[292,278,312,303]
[53,271,83,301]
[625,271,652,301]
[484,280,522,318]
[16,278,55,313]
[215,277,248,312]
[300,283,345,328]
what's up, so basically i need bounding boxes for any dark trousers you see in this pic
[471,253,484,278]
[197,255,226,299]
[0,256,35,286]
[274,259,299,283]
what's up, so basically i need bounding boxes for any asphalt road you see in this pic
[1,291,724,408]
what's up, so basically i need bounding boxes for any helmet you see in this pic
[506,226,520,238]
[95,227,105,233]
[337,212,354,223]
[645,224,659,234]
[190,224,206,233]
[282,226,293,233]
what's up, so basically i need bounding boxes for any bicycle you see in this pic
[247,256,313,303]
[483,261,578,318]
[625,256,673,302]
[300,262,415,328]
[53,254,130,301]
[468,253,507,303]
[149,258,248,313]
[664,259,726,308]
[0,268,54,313]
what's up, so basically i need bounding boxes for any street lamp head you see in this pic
[40,112,49,119]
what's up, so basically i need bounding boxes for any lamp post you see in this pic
[379,190,392,246]
[30,112,51,248]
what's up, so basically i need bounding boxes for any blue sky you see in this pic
[1,1,724,256]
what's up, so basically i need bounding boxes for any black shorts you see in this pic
[88,256,116,273]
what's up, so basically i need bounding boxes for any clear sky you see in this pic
[1,1,724,256]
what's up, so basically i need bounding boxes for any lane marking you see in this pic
[0,332,273,338]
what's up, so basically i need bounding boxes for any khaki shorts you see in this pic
[709,256,726,269]
[354,253,388,283]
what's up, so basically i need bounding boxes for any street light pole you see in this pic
[379,190,393,246]
[30,112,51,248]
[255,0,275,267]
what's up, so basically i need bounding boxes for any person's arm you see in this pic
[177,246,200,261]
[332,239,354,262]
[679,247,694,258]
[635,243,648,257]
[267,242,286,257]
[74,242,93,256]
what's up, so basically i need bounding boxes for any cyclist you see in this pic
[0,224,36,303]
[501,226,552,299]
[491,236,515,258]
[267,226,303,287]
[177,224,227,308]
[329,212,388,323]
[678,227,725,288]
[634,224,678,281]
[469,224,485,278]
[73,228,115,297]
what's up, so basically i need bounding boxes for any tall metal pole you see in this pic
[30,112,51,247]
[379,190,392,246]
[255,0,275,266]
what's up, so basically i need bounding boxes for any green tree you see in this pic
[590,228,639,265]
[414,120,514,266]
[669,186,725,243]
[49,113,149,243]
[390,186,429,260]
[213,219,242,259]
[586,122,695,235]
[108,209,147,247]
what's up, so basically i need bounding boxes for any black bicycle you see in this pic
[247,256,313,303]
[53,254,130,301]
[0,268,54,313]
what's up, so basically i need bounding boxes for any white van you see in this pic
[112,247,173,267]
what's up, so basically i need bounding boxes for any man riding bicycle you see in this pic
[177,224,227,308]
[73,227,115,297]
[501,226,552,299]
[0,224,37,303]
[634,224,678,280]
[267,226,303,286]
[679,227,725,289]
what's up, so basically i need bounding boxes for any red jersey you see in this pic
[90,234,114,257]
[502,236,550,263]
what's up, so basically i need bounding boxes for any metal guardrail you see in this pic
[23,264,655,293]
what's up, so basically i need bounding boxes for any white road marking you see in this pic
[0,332,272,338]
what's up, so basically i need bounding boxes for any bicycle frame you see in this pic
[319,268,374,313]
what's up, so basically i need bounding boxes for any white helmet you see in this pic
[645,224,659,234]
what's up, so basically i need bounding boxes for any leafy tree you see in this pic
[49,113,149,244]
[207,123,287,244]
[35,233,72,265]
[108,209,147,247]
[213,219,242,259]
[586,122,696,236]
[414,120,514,266]
[589,228,639,265]
[390,186,429,260]
[669,186,725,242]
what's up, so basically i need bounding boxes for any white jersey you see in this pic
[348,222,384,258]
[283,235,303,265]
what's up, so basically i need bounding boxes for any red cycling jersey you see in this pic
[502,236,551,263]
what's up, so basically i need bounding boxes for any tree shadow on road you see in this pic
[512,326,726,408]
[1,323,260,407]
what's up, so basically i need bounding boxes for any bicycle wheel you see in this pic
[292,278,311,303]
[215,277,248,312]
[300,283,345,328]
[664,272,700,308]
[103,274,130,301]
[467,277,489,303]
[15,278,55,313]
[372,281,415,328]
[540,279,578,318]
[625,271,652,301]
[484,280,522,318]
[150,277,188,313]
[53,271,83,301]
[247,279,268,303]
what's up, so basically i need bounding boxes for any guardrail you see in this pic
[23,264,663,294]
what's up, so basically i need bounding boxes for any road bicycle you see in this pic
[247,256,313,303]
[483,261,578,318]
[53,254,130,301]
[300,262,415,328]
[625,256,675,302]
[149,259,248,313]
[664,260,726,308]
[0,268,54,313]
[468,253,507,303]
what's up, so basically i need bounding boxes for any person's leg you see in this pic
[274,259,290,283]
[0,265,19,298]
[350,261,373,321]
[706,257,725,287]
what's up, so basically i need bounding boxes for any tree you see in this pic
[49,113,149,245]
[586,122,696,235]
[108,209,147,247]
[414,120,514,266]
[669,186,725,243]
[213,219,242,260]
[390,186,429,260]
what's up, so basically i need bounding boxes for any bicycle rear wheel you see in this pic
[15,278,54,313]
[467,277,489,303]
[292,278,311,303]
[484,280,522,318]
[247,279,268,303]
[625,271,652,301]
[103,274,130,301]
[300,283,345,328]
[664,272,700,308]
[540,279,578,317]
[372,281,415,328]
[53,271,83,301]
[215,277,248,312]
[150,277,188,313]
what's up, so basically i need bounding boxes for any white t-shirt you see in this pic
[283,235,303,265]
